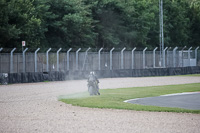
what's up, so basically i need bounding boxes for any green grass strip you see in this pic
[59,83,200,114]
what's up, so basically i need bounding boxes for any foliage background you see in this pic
[0,0,199,50]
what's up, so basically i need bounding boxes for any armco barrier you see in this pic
[0,66,199,84]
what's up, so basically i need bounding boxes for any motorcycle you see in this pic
[88,80,99,96]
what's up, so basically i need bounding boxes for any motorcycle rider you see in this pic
[87,71,100,95]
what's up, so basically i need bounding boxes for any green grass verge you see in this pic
[59,83,200,114]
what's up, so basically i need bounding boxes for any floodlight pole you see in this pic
[131,47,136,69]
[98,48,103,70]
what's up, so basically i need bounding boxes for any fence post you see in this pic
[46,48,51,72]
[110,47,115,70]
[82,47,91,70]
[0,48,2,73]
[166,47,171,67]
[195,47,199,66]
[173,47,178,67]
[153,47,158,68]
[67,48,72,71]
[35,48,40,72]
[10,48,16,73]
[162,47,168,68]
[76,48,81,70]
[143,47,147,69]
[121,47,126,69]
[57,48,62,71]
[188,47,192,66]
[131,47,136,69]
[23,48,28,73]
[98,48,103,70]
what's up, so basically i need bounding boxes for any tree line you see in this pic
[0,0,199,50]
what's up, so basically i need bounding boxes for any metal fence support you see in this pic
[98,48,103,70]
[143,47,147,69]
[121,47,126,69]
[67,48,72,71]
[173,47,178,67]
[35,48,40,72]
[163,47,168,68]
[131,47,136,69]
[82,47,91,70]
[10,48,16,73]
[166,47,171,67]
[110,47,115,70]
[195,47,199,66]
[57,48,62,71]
[188,47,192,66]
[46,48,51,72]
[76,48,81,70]
[22,48,28,73]
[153,47,158,68]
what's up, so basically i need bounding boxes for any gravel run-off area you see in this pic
[0,76,200,133]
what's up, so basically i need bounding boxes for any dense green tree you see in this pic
[0,0,199,49]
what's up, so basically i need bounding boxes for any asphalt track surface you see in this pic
[125,92,200,110]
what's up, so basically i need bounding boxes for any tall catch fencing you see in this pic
[0,47,199,73]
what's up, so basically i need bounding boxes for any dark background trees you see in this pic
[0,0,199,49]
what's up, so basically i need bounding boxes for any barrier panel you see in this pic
[0,66,199,84]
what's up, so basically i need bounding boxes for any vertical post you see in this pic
[0,48,2,73]
[110,47,115,70]
[67,48,72,71]
[98,48,103,70]
[35,48,40,72]
[76,48,81,70]
[57,48,62,71]
[82,47,91,70]
[131,47,136,69]
[10,48,16,73]
[195,47,199,66]
[188,47,192,66]
[22,48,28,73]
[153,47,158,68]
[173,47,178,67]
[46,48,51,72]
[166,47,171,67]
[121,47,126,69]
[162,47,168,68]
[143,47,147,69]
[181,46,186,67]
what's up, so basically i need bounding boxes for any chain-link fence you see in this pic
[0,47,199,73]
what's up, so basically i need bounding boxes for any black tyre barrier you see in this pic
[0,66,199,84]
